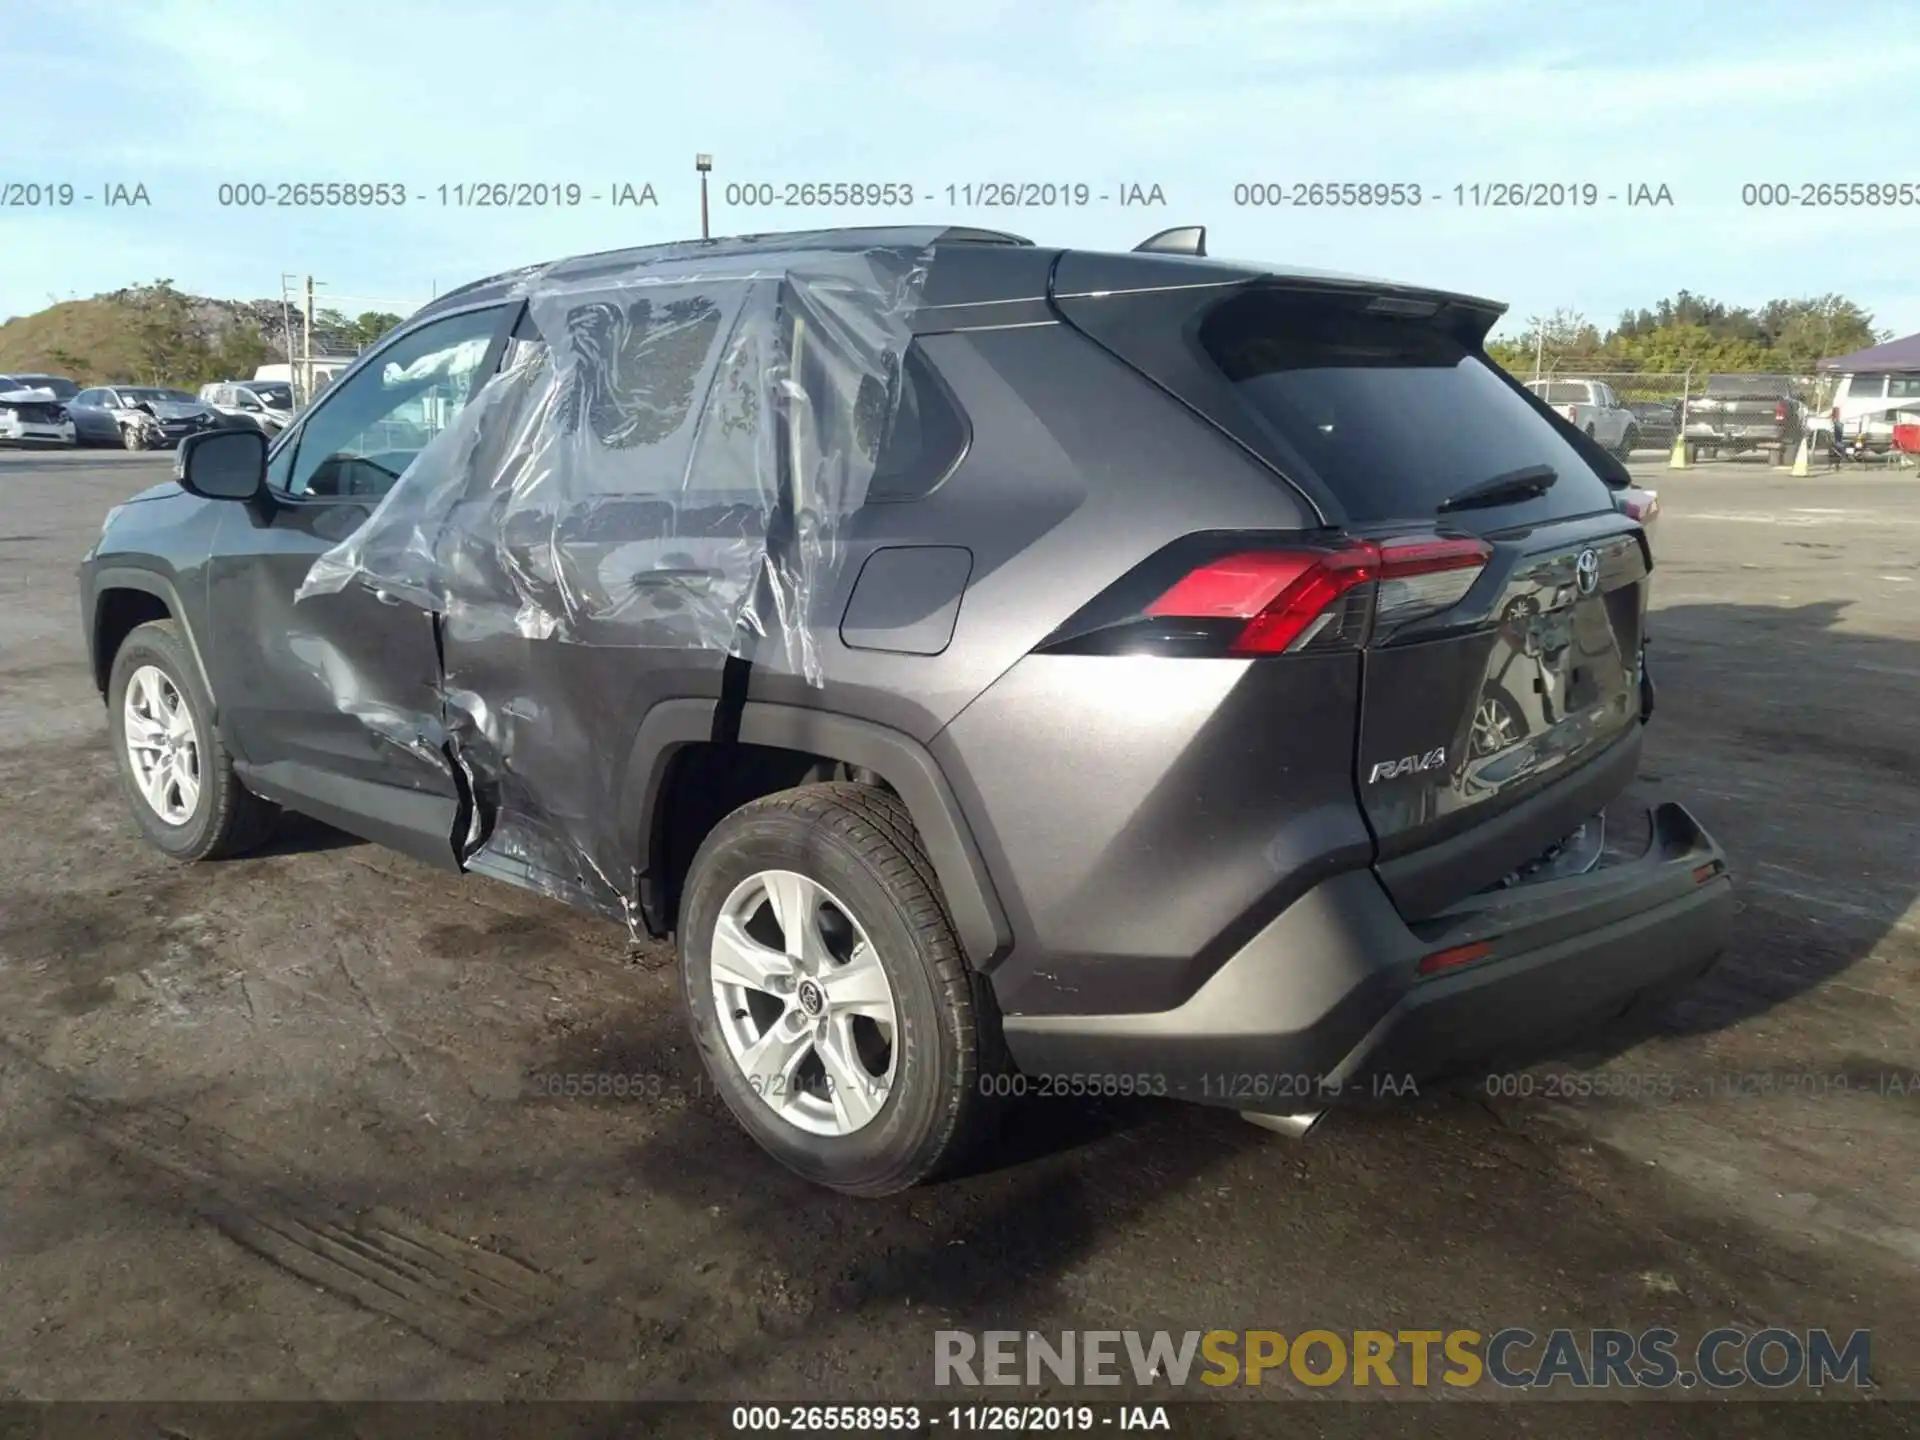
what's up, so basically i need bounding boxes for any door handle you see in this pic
[370,586,403,606]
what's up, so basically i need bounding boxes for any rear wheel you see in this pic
[107,620,277,861]
[678,782,1002,1196]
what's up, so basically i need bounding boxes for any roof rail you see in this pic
[1133,226,1207,257]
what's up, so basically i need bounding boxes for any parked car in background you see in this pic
[1681,375,1807,463]
[0,375,78,447]
[69,385,225,450]
[1524,379,1637,457]
[252,360,351,398]
[199,379,298,437]
[0,372,80,403]
[78,224,1728,1194]
[1625,397,1683,451]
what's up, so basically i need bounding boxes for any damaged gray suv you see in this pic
[80,224,1733,1195]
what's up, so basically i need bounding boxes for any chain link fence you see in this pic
[1520,365,1869,461]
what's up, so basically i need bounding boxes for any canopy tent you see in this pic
[1818,331,1920,373]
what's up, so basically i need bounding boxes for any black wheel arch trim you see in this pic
[88,566,216,715]
[616,699,1012,969]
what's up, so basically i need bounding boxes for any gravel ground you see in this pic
[0,448,1915,1430]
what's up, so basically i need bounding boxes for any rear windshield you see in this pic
[1704,374,1792,394]
[1197,289,1614,523]
[1535,382,1590,404]
[11,375,77,399]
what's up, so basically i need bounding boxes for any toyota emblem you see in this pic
[1575,548,1600,596]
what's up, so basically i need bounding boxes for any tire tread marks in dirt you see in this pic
[67,1093,560,1360]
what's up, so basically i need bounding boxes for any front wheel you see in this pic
[121,423,149,451]
[678,782,1002,1196]
[1615,425,1639,459]
[107,620,277,860]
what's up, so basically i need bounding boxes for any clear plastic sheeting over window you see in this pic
[290,235,936,925]
[297,238,934,686]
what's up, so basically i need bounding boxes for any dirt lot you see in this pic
[0,448,1916,1424]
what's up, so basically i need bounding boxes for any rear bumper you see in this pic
[1000,801,1732,1106]
[1683,423,1792,445]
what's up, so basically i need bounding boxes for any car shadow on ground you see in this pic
[248,810,366,858]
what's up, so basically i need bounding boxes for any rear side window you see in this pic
[1197,289,1614,523]
[856,343,967,501]
[1539,382,1589,404]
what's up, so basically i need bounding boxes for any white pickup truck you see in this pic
[1525,378,1638,457]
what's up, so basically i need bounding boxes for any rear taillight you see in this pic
[1417,941,1491,977]
[1041,534,1492,658]
[1774,400,1787,422]
[1565,404,1579,423]
[1145,546,1378,654]
[1616,488,1659,523]
[1370,535,1492,629]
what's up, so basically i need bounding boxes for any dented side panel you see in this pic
[204,497,463,870]
[285,240,933,923]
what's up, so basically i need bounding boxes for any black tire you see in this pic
[678,781,1003,1196]
[106,619,277,861]
[1616,425,1639,458]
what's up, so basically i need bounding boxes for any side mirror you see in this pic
[176,428,266,501]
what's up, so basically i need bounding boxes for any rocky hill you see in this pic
[0,284,375,387]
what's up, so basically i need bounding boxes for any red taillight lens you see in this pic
[1417,941,1491,976]
[1774,400,1787,422]
[1566,404,1579,422]
[1145,548,1374,654]
[1143,551,1329,620]
[1142,536,1490,656]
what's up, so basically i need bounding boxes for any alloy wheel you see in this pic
[710,869,899,1137]
[123,664,201,825]
[1471,695,1519,756]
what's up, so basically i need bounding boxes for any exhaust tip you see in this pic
[1240,1109,1327,1140]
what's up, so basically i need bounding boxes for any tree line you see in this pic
[1487,291,1887,377]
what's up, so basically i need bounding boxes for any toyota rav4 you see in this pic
[79,224,1732,1195]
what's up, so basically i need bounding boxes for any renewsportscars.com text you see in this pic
[934,1327,1871,1391]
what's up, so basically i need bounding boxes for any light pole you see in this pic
[279,273,299,394]
[696,153,713,239]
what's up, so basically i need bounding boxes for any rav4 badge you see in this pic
[1368,747,1448,783]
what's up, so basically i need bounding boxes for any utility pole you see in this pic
[1532,318,1546,383]
[696,153,713,239]
[279,273,298,394]
[302,276,315,406]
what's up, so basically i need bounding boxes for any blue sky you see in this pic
[9,0,1919,344]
